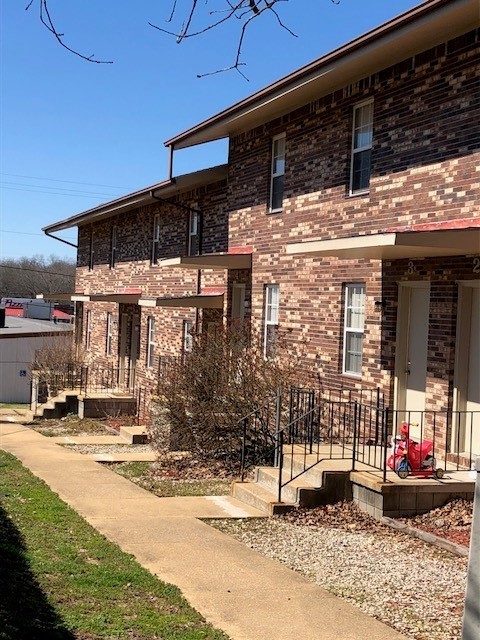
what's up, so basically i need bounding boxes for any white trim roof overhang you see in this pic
[165,0,478,150]
[37,293,90,302]
[139,294,224,309]
[160,253,252,270]
[286,227,480,261]
[42,165,228,233]
[89,293,143,304]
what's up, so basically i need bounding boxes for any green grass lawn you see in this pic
[0,403,29,410]
[0,451,229,640]
[108,462,232,497]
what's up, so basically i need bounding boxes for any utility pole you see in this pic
[462,457,480,639]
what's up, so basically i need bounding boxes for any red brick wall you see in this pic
[226,32,479,401]
[76,181,228,420]
[74,31,480,425]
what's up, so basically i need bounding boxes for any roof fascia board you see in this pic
[166,0,477,149]
[43,165,228,233]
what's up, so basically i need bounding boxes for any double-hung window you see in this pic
[85,310,92,351]
[183,319,193,353]
[188,211,200,256]
[263,285,279,358]
[106,312,113,356]
[350,100,373,194]
[343,284,366,376]
[151,215,160,265]
[269,134,286,212]
[110,225,117,269]
[147,316,155,369]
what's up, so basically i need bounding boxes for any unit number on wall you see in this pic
[407,261,416,275]
[473,257,480,274]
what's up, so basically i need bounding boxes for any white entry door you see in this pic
[453,283,480,457]
[395,283,430,440]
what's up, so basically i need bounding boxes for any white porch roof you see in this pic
[286,225,480,261]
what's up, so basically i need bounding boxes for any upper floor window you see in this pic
[88,231,94,271]
[263,284,279,358]
[151,215,160,265]
[147,316,155,368]
[343,284,365,376]
[350,100,373,194]
[188,210,200,256]
[269,134,286,212]
[110,225,117,269]
[106,312,113,356]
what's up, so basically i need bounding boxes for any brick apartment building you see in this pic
[44,0,479,457]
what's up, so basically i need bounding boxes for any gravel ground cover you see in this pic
[209,501,468,640]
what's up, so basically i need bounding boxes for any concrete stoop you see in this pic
[351,471,475,519]
[231,452,476,518]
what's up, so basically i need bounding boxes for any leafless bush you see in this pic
[33,337,85,399]
[150,321,301,465]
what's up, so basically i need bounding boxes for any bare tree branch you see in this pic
[26,0,113,64]
[28,0,340,76]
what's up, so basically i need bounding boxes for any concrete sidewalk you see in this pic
[0,423,405,640]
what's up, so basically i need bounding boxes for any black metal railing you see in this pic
[239,391,284,481]
[79,364,130,394]
[36,362,83,403]
[239,384,478,504]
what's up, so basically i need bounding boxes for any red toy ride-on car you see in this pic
[387,423,445,479]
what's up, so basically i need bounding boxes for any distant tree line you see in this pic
[0,256,76,298]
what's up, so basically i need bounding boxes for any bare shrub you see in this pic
[150,321,301,468]
[33,337,85,399]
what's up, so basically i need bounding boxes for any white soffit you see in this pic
[139,294,224,309]
[286,229,480,260]
[160,254,252,270]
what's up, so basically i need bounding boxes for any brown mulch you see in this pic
[278,498,473,549]
[152,455,239,481]
[397,499,473,548]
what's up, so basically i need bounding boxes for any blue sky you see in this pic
[0,0,420,261]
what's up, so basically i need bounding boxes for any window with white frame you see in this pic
[151,215,160,265]
[89,231,95,271]
[263,284,279,358]
[110,225,117,269]
[183,319,193,353]
[106,312,113,356]
[85,310,92,351]
[147,316,155,368]
[188,211,200,256]
[269,134,286,212]
[343,284,366,376]
[350,100,373,194]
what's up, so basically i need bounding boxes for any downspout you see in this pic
[44,230,78,249]
[167,144,174,181]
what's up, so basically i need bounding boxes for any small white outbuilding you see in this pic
[0,316,73,403]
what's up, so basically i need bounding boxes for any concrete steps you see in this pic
[231,451,352,515]
[119,426,149,444]
[35,390,79,419]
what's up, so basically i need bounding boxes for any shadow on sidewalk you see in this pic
[0,503,75,640]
